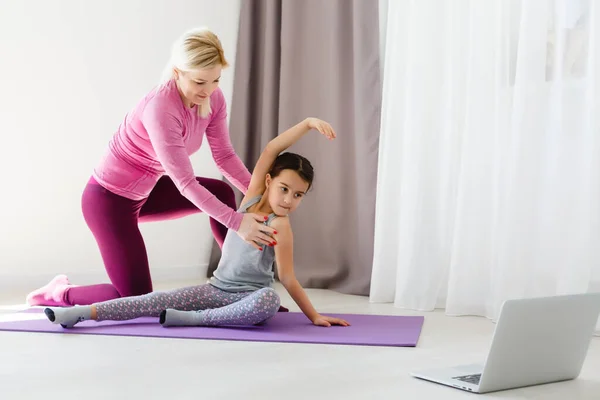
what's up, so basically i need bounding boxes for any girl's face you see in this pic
[265,169,310,216]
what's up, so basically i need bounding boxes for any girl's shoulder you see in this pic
[269,214,290,231]
[244,201,270,219]
[238,193,292,234]
[269,215,292,250]
[239,192,263,212]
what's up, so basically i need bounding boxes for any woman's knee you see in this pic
[215,182,236,208]
[115,280,152,298]
[197,177,236,208]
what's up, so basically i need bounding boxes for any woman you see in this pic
[26,27,277,307]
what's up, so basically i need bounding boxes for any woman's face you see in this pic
[174,65,222,107]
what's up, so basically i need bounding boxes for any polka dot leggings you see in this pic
[95,284,281,326]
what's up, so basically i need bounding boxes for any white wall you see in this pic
[0,0,241,291]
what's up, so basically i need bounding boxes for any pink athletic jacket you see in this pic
[93,79,250,231]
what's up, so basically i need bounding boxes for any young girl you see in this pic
[44,117,350,329]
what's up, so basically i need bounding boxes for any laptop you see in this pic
[411,292,600,394]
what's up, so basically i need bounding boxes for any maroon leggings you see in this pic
[65,176,236,306]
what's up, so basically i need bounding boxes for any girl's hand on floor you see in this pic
[312,314,350,327]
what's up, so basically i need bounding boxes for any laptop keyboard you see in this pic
[453,374,481,385]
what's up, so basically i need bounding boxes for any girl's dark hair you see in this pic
[268,152,314,191]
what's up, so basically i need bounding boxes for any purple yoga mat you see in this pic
[0,310,424,347]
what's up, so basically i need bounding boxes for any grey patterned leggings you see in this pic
[95,284,281,326]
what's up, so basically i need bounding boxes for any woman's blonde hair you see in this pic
[161,27,229,117]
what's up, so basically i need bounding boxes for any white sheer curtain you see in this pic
[372,0,600,331]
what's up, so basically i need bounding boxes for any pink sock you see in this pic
[26,275,72,307]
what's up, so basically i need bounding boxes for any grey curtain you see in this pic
[209,0,381,296]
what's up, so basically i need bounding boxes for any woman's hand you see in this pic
[236,213,277,250]
[312,314,350,327]
[306,118,337,140]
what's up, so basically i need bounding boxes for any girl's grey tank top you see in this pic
[209,195,278,292]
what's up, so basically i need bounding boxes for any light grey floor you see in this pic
[1,281,599,400]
